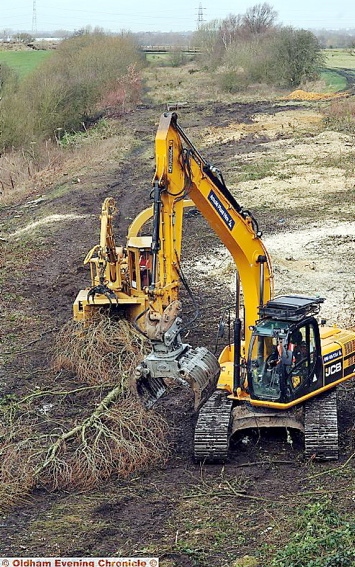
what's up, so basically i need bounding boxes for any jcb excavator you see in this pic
[73,112,355,462]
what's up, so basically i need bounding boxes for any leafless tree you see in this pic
[219,14,243,49]
[242,3,278,35]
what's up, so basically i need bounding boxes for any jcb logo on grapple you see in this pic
[325,362,342,377]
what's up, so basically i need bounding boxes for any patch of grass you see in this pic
[269,498,355,567]
[44,183,72,201]
[30,501,109,551]
[145,52,170,64]
[236,159,276,181]
[56,119,115,148]
[0,50,53,77]
[313,151,355,176]
[277,171,294,180]
[320,69,347,92]
[142,63,224,105]
[145,51,195,66]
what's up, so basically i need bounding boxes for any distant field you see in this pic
[1,47,354,89]
[0,50,53,77]
[324,49,355,69]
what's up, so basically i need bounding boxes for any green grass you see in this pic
[313,150,355,175]
[0,50,53,77]
[269,498,355,567]
[145,52,170,63]
[237,158,276,182]
[320,69,347,91]
[324,49,355,69]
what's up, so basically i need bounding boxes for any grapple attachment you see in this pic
[135,344,220,411]
[134,301,220,410]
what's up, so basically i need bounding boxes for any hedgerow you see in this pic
[0,32,145,150]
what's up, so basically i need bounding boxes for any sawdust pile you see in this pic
[0,317,170,511]
[283,89,346,101]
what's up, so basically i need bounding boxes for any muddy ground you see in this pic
[1,97,355,566]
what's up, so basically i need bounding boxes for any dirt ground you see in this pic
[1,96,355,566]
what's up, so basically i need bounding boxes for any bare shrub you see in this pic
[99,63,142,117]
[221,37,273,92]
[167,48,187,68]
[0,119,129,203]
[0,141,64,199]
[0,33,145,150]
[220,27,324,92]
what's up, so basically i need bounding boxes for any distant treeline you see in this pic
[2,24,355,50]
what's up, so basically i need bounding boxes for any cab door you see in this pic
[284,319,322,402]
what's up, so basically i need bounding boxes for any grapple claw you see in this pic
[135,345,220,411]
[87,284,117,305]
[135,374,167,409]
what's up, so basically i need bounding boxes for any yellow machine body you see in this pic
[73,113,355,460]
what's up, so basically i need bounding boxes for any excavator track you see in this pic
[304,388,338,461]
[194,390,233,462]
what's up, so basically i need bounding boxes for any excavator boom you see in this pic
[154,112,273,347]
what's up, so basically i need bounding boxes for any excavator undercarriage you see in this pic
[194,388,338,462]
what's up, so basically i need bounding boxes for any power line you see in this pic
[197,3,206,29]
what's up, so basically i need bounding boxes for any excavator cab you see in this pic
[247,295,324,404]
[126,238,153,292]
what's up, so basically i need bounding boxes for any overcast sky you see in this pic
[2,1,355,33]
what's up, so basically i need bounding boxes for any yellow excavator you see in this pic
[73,112,355,462]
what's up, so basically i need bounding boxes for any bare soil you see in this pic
[1,97,355,566]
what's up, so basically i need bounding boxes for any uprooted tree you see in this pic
[0,317,172,512]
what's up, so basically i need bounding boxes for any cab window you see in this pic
[249,334,281,400]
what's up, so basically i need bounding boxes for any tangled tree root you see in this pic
[52,316,147,387]
[0,315,170,511]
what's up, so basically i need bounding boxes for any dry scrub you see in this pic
[0,317,170,511]
[0,119,134,206]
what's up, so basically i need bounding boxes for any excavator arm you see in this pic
[152,112,273,347]
[74,113,274,409]
[134,112,274,405]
